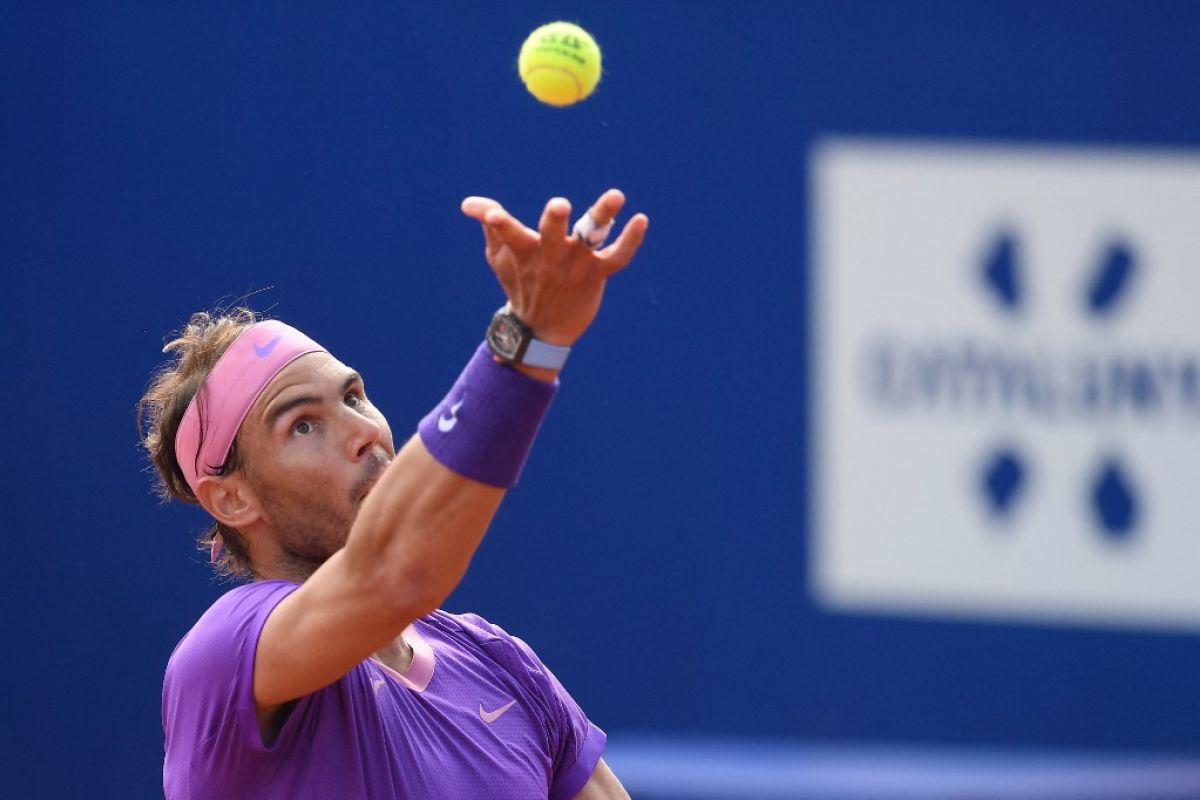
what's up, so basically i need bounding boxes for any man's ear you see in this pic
[195,475,262,529]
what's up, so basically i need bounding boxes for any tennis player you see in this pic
[140,190,648,799]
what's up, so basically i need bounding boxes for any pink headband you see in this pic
[175,320,325,493]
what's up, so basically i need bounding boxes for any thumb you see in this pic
[461,196,504,222]
[462,197,504,254]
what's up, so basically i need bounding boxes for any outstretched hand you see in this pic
[461,189,649,347]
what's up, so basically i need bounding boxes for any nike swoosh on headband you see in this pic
[253,334,283,358]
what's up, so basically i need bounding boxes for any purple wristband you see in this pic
[418,342,559,488]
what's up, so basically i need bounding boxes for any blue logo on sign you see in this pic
[977,229,1141,539]
[864,206,1200,547]
[1092,459,1138,540]
[862,223,1194,545]
[981,230,1022,314]
[981,446,1027,518]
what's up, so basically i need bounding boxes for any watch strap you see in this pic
[522,337,571,370]
[487,304,572,370]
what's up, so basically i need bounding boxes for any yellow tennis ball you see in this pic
[518,22,602,107]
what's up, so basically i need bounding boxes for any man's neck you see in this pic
[251,552,414,674]
[372,636,415,676]
[254,549,323,583]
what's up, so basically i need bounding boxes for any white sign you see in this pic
[811,139,1200,631]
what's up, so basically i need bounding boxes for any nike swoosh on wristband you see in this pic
[437,397,465,433]
[479,699,517,724]
[253,334,283,358]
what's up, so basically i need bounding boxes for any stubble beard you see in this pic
[256,452,390,582]
[259,484,354,581]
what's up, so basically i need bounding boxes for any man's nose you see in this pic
[345,407,383,461]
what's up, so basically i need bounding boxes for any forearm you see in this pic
[343,433,505,614]
[341,348,557,615]
[334,184,646,619]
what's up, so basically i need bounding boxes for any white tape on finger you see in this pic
[572,213,614,250]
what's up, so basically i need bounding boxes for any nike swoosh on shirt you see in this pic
[479,699,517,724]
[253,334,282,358]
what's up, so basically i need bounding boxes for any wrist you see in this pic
[486,304,572,371]
[418,343,559,488]
[502,357,560,384]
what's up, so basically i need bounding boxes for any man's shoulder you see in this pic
[425,609,550,676]
[166,580,300,682]
[426,608,510,643]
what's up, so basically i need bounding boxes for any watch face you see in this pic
[489,316,524,359]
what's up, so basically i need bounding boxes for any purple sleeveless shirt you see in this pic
[162,581,605,799]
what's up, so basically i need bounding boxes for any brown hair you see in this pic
[137,307,261,579]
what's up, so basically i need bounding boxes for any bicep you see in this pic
[254,434,505,710]
[253,549,410,709]
[572,759,630,800]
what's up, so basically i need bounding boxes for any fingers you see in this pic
[460,196,502,221]
[586,188,625,227]
[598,213,649,275]
[465,192,626,228]
[571,189,625,251]
[463,195,541,255]
[463,192,646,272]
[538,197,572,260]
[461,196,505,255]
[484,208,538,255]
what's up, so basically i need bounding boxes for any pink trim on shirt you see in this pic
[371,623,435,693]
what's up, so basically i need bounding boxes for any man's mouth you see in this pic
[355,453,392,504]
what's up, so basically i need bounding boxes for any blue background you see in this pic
[4,2,1200,795]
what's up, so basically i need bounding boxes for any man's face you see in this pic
[237,351,395,573]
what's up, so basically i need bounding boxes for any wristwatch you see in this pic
[486,304,571,369]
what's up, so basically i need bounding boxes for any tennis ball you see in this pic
[518,22,602,107]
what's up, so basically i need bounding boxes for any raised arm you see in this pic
[251,191,648,719]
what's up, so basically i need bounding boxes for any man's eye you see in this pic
[292,420,315,436]
[345,392,363,408]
